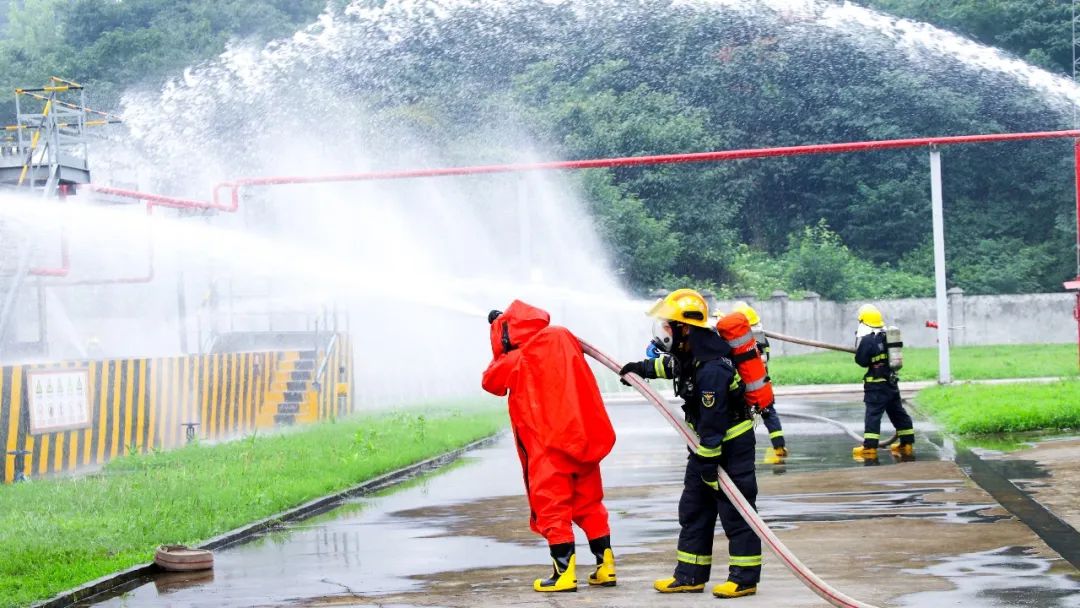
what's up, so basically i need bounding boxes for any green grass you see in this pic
[0,406,507,608]
[914,379,1080,435]
[769,344,1079,386]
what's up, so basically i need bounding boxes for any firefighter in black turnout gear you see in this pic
[619,289,761,599]
[852,304,915,463]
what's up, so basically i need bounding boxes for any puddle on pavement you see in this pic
[896,546,1080,607]
[761,482,1009,527]
[83,399,1073,608]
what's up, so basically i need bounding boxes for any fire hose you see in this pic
[762,331,898,447]
[781,411,863,443]
[764,331,855,354]
[580,339,883,608]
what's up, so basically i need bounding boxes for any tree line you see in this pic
[2,0,1076,299]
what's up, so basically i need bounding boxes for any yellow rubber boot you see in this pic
[713,580,757,598]
[588,548,617,587]
[763,448,780,465]
[890,443,916,460]
[534,548,577,593]
[852,446,877,462]
[654,577,705,593]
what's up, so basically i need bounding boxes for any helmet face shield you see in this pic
[651,318,674,353]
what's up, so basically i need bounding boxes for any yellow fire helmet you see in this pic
[857,304,884,328]
[732,301,761,326]
[648,288,711,328]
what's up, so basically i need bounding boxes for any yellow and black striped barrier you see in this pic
[1,338,354,484]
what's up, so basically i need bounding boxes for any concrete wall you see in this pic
[701,290,1076,356]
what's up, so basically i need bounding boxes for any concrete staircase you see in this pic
[263,351,318,426]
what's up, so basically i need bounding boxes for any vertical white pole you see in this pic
[930,148,951,384]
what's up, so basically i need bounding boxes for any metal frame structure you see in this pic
[7,77,95,196]
[91,128,1080,378]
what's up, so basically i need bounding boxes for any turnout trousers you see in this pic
[673,430,761,586]
[760,405,785,449]
[862,383,915,449]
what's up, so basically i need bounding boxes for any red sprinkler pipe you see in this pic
[28,230,68,277]
[29,186,72,277]
[42,204,155,286]
[580,338,881,608]
[211,129,1080,208]
[41,186,223,287]
[86,184,224,212]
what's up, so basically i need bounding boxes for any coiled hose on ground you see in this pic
[781,411,897,447]
[580,339,883,608]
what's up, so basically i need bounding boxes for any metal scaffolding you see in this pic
[0,77,112,196]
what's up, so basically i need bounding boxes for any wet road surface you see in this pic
[90,397,1079,607]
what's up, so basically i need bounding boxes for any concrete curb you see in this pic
[33,433,503,608]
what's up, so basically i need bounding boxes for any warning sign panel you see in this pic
[28,369,92,435]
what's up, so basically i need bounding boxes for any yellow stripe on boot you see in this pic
[534,554,577,592]
[588,548,617,587]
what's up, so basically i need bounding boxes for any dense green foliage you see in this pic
[2,0,1077,298]
[915,379,1080,434]
[0,406,505,608]
[768,343,1080,385]
[0,0,327,114]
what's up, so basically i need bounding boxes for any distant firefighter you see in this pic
[851,304,915,463]
[482,301,617,593]
[731,302,787,464]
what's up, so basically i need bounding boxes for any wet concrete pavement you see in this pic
[91,397,1080,608]
[996,438,1080,534]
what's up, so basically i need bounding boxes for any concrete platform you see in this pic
[85,398,1080,607]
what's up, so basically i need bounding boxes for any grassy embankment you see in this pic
[0,406,506,608]
[914,380,1080,435]
[770,344,1079,438]
[768,343,1078,385]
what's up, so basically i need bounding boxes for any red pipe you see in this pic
[42,205,154,286]
[29,186,71,277]
[28,231,68,277]
[211,129,1080,208]
[40,186,216,286]
[86,184,222,211]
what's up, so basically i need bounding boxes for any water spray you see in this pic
[580,339,883,608]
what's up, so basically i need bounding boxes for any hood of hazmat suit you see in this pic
[482,300,615,465]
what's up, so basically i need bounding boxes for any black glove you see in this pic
[487,310,503,325]
[618,360,647,386]
[700,463,720,492]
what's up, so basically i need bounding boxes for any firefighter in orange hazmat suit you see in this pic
[482,300,617,593]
